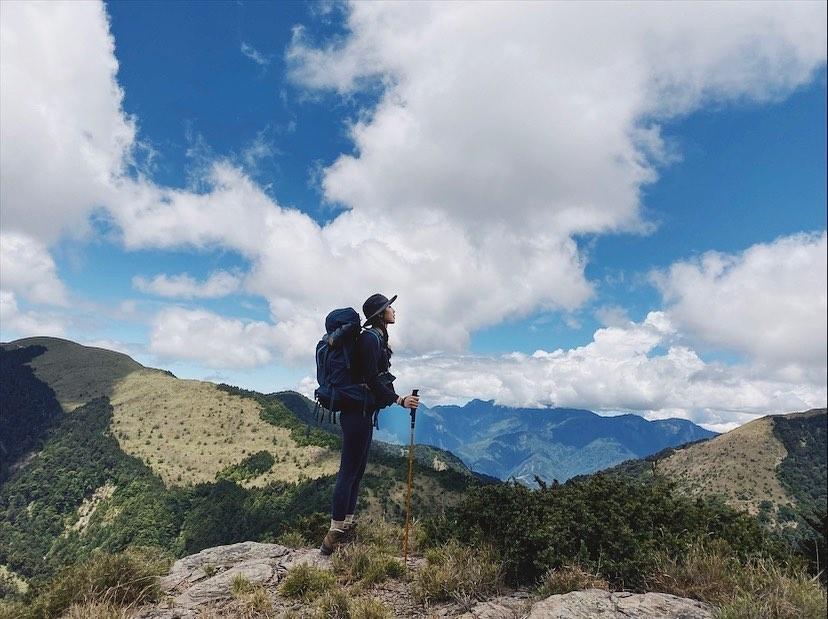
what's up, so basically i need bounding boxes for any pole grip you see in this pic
[410,389,418,428]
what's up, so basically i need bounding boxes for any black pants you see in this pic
[331,407,374,521]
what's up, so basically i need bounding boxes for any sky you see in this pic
[1,0,826,433]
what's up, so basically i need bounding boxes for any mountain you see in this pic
[595,408,827,529]
[0,337,485,592]
[372,398,716,483]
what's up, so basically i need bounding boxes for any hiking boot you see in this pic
[319,528,345,556]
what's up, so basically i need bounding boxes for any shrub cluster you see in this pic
[422,475,790,590]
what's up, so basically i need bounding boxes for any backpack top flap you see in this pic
[325,307,360,334]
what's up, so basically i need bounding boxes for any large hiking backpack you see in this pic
[314,307,373,423]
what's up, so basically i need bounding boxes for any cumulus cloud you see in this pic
[0,232,69,305]
[654,232,827,369]
[133,270,241,299]
[288,1,826,237]
[2,1,825,424]
[0,0,134,242]
[0,291,67,340]
[148,306,316,368]
[353,311,826,431]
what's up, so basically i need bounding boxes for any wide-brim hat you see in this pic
[362,293,397,327]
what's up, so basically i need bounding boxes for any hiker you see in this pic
[320,293,420,555]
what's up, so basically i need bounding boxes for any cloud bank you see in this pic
[1,1,825,424]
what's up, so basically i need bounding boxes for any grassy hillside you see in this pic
[597,409,827,538]
[0,338,482,595]
[2,337,144,412]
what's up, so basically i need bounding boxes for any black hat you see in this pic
[362,293,397,326]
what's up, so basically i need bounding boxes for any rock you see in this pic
[160,541,289,593]
[174,559,275,607]
[456,591,534,618]
[528,588,714,618]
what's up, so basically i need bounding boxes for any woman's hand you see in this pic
[399,394,420,409]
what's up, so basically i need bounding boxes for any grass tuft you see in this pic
[26,547,170,619]
[331,543,405,586]
[648,539,827,619]
[279,563,336,602]
[537,563,609,596]
[412,539,502,604]
[230,574,256,596]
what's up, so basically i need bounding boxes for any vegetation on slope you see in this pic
[0,346,61,481]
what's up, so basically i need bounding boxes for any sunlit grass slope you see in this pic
[109,370,341,487]
[657,416,795,516]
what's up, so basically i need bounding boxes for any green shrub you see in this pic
[412,540,501,604]
[278,531,308,548]
[424,475,789,589]
[217,450,275,482]
[279,563,336,602]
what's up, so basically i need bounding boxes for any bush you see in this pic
[27,547,170,618]
[424,475,789,589]
[648,538,827,619]
[538,564,609,596]
[278,531,309,548]
[331,544,404,586]
[412,540,502,604]
[279,564,336,602]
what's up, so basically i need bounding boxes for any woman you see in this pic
[320,293,420,556]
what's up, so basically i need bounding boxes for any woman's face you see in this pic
[383,305,396,324]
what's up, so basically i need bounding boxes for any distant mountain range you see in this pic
[360,397,717,483]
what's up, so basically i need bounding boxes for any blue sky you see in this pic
[1,1,826,431]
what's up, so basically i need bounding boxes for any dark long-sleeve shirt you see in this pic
[354,328,398,410]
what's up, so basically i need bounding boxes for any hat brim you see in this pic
[362,294,397,327]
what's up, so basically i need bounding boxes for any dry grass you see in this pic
[331,543,405,586]
[279,563,337,602]
[658,416,795,518]
[648,539,827,619]
[110,370,340,486]
[412,540,502,605]
[537,564,609,596]
[62,601,130,618]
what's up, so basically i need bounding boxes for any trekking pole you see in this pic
[402,389,419,568]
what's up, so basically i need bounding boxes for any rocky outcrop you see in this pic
[527,588,713,618]
[135,542,714,618]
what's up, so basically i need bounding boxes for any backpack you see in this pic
[313,307,373,424]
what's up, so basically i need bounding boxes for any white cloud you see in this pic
[351,311,825,430]
[241,42,271,67]
[0,231,69,305]
[288,1,826,237]
[0,291,67,340]
[654,232,827,369]
[133,270,241,299]
[0,0,134,243]
[149,307,274,368]
[148,306,317,368]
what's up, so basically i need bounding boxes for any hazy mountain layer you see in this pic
[374,398,716,483]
